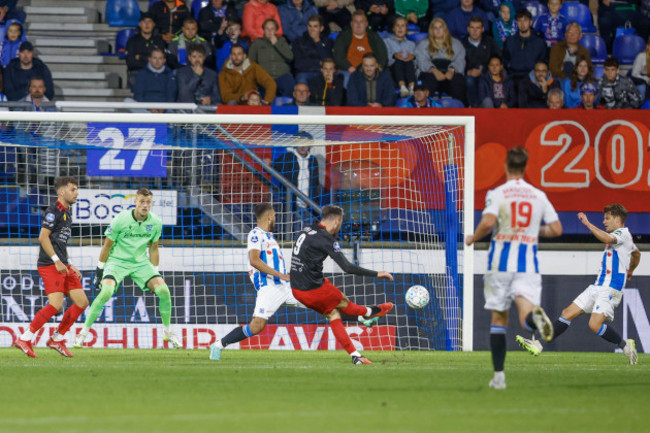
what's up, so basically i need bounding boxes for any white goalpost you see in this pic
[0,112,475,352]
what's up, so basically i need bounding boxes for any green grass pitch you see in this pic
[1,349,647,433]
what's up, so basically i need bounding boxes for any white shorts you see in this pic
[484,272,542,312]
[573,285,623,321]
[253,283,305,320]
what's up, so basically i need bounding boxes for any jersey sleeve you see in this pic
[482,189,499,216]
[247,230,263,251]
[41,209,58,230]
[152,219,162,243]
[325,239,378,277]
[105,214,122,241]
[541,193,559,224]
[611,229,626,246]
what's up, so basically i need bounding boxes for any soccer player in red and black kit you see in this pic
[290,205,394,365]
[14,177,89,358]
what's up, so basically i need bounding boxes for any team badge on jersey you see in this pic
[146,225,152,231]
[333,241,341,252]
[251,235,258,243]
[45,213,55,222]
[107,227,112,233]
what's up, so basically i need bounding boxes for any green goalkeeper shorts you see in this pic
[103,260,161,291]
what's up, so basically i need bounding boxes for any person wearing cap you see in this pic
[4,41,54,101]
[149,0,191,44]
[126,11,166,89]
[399,81,442,107]
[577,81,602,109]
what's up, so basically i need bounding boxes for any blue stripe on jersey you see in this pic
[498,242,511,272]
[487,241,496,271]
[596,252,607,286]
[610,251,626,290]
[517,244,527,272]
[259,251,268,287]
[533,245,539,273]
[272,250,281,284]
[253,273,261,291]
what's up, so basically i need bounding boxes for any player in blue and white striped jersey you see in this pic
[517,204,641,365]
[466,147,563,390]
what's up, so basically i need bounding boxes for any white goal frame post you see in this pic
[0,112,475,351]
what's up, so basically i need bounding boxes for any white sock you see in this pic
[52,332,65,342]
[80,326,90,335]
[20,330,34,341]
[163,325,171,334]
[494,371,505,381]
[215,340,224,349]
[350,351,361,357]
[365,307,372,317]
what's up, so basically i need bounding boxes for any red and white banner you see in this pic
[218,106,650,212]
[0,323,396,351]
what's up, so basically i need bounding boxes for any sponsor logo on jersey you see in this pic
[45,213,55,222]
[63,214,67,221]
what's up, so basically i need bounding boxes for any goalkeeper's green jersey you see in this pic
[105,209,162,265]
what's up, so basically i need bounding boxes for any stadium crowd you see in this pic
[3,0,650,109]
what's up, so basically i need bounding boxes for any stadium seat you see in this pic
[407,32,428,44]
[612,34,646,65]
[580,34,607,63]
[522,1,547,25]
[149,0,160,8]
[407,23,420,33]
[115,28,137,59]
[560,2,596,33]
[328,32,339,41]
[439,98,465,108]
[396,97,409,107]
[641,100,650,109]
[105,0,140,27]
[273,96,294,106]
[593,65,604,80]
[192,0,209,19]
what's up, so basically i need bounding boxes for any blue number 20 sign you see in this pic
[86,123,168,177]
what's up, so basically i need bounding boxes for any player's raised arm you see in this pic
[38,227,68,274]
[249,249,290,281]
[578,212,617,244]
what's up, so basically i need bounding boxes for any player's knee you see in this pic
[588,320,602,334]
[76,298,89,309]
[154,285,170,299]
[49,299,64,310]
[97,285,114,302]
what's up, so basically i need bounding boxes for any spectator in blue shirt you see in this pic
[399,81,442,106]
[133,47,177,107]
[279,0,319,42]
[534,0,569,47]
[561,56,595,108]
[445,0,489,40]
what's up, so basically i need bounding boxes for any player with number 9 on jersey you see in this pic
[465,147,563,389]
[290,205,395,365]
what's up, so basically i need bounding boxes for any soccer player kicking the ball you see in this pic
[466,147,563,389]
[289,205,394,365]
[517,204,640,365]
[210,203,379,360]
[74,188,182,348]
[15,177,89,358]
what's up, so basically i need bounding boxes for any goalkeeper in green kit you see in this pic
[74,188,182,348]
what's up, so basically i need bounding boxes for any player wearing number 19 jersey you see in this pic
[465,147,563,389]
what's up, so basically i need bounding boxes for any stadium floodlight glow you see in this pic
[0,112,474,352]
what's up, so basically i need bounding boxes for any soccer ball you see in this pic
[405,285,430,309]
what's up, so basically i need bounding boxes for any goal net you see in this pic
[0,112,475,352]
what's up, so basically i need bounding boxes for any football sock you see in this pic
[552,316,571,341]
[154,284,171,327]
[57,304,85,336]
[596,324,625,348]
[341,302,368,317]
[28,304,59,335]
[523,313,537,333]
[220,325,252,348]
[490,325,507,372]
[330,318,356,354]
[84,283,115,327]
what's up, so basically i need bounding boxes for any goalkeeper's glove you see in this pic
[93,265,104,290]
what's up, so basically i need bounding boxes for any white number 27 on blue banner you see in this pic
[86,123,168,177]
